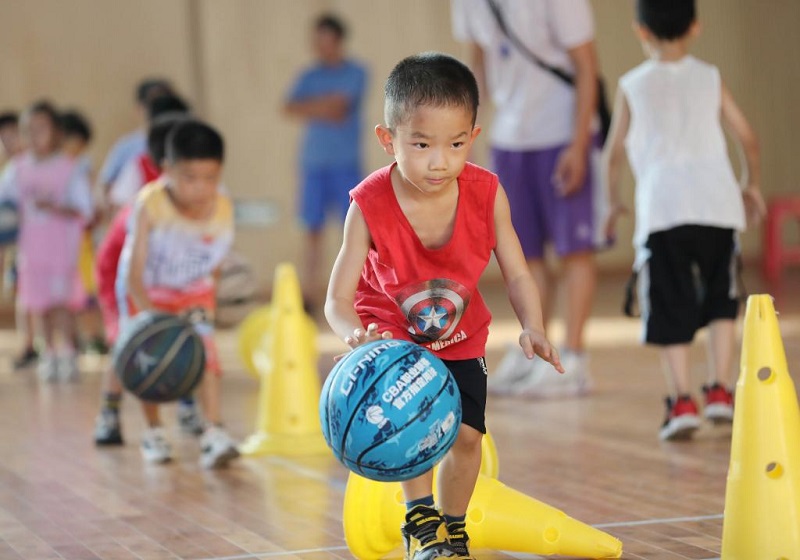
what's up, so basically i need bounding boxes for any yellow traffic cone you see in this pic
[343,431,621,559]
[721,294,800,558]
[344,428,500,560]
[238,263,328,456]
[238,305,317,380]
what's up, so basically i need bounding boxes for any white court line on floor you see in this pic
[197,513,726,559]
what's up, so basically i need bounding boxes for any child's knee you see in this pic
[453,424,483,453]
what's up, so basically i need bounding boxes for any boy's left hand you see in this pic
[519,328,564,374]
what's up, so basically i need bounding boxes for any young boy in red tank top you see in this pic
[325,53,563,560]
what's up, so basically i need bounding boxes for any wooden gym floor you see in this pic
[0,270,798,560]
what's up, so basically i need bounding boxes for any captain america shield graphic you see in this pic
[395,279,471,343]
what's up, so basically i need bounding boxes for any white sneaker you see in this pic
[140,427,173,464]
[200,426,239,469]
[36,352,58,383]
[515,350,593,399]
[488,345,533,396]
[57,351,79,382]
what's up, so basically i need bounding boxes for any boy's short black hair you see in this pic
[0,112,18,130]
[60,110,92,142]
[27,100,62,130]
[637,0,696,40]
[315,13,346,40]
[136,78,173,104]
[147,94,191,122]
[384,52,479,129]
[147,113,190,166]
[165,120,224,164]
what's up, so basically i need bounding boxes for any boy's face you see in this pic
[163,159,222,208]
[61,135,87,158]
[376,105,480,196]
[25,112,59,157]
[0,124,22,157]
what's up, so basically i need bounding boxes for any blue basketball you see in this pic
[112,311,205,403]
[319,340,461,482]
[0,200,19,246]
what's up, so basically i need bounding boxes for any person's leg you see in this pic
[490,148,549,392]
[196,332,238,468]
[437,425,482,517]
[706,319,735,387]
[298,167,326,312]
[644,228,703,440]
[661,344,692,395]
[53,305,79,381]
[562,251,595,352]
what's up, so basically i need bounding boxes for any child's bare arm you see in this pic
[492,186,563,372]
[126,206,155,313]
[325,202,391,348]
[600,87,632,240]
[720,81,766,224]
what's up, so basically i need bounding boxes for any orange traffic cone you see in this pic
[721,294,800,558]
[238,263,327,456]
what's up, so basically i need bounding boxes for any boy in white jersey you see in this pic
[118,120,239,467]
[602,0,766,441]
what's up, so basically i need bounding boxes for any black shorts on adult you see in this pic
[639,225,740,345]
[442,357,488,434]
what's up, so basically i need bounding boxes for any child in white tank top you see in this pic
[601,0,766,441]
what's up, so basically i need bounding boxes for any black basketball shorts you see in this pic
[638,225,740,345]
[442,357,488,434]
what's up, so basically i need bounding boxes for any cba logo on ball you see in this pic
[395,279,471,343]
[365,405,389,429]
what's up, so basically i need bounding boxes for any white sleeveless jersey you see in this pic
[118,181,233,294]
[619,56,745,257]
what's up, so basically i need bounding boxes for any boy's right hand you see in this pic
[335,323,393,361]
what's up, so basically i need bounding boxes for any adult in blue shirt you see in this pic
[284,14,367,312]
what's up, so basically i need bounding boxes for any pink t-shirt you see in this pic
[0,152,93,311]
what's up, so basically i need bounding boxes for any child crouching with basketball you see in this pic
[325,53,562,560]
[118,120,239,469]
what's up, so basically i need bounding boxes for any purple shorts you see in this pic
[492,142,606,259]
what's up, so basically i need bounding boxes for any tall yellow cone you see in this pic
[344,432,621,559]
[238,305,317,380]
[238,263,328,456]
[721,294,800,558]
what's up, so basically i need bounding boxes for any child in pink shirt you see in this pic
[0,101,93,381]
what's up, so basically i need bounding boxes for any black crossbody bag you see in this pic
[485,0,612,145]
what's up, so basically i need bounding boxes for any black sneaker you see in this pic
[94,409,124,446]
[13,347,38,370]
[401,505,456,560]
[446,522,475,560]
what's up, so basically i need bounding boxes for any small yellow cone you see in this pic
[238,263,328,456]
[721,294,800,558]
[344,428,500,559]
[343,430,620,559]
[467,475,621,558]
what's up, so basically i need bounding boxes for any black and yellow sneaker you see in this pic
[447,522,476,560]
[401,505,457,560]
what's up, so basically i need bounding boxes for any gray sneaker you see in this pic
[57,352,79,382]
[488,345,532,396]
[36,352,58,383]
[514,350,592,399]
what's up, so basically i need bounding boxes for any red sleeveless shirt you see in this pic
[351,162,497,360]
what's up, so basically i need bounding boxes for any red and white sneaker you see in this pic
[703,383,734,424]
[659,395,701,441]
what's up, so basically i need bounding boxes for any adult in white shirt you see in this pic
[452,0,601,397]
